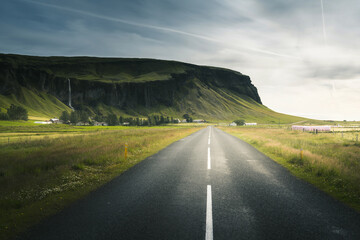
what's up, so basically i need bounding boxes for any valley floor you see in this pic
[15,126,360,240]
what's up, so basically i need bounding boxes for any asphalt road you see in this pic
[18,127,360,240]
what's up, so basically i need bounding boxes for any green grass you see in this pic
[0,54,190,83]
[0,121,202,144]
[164,78,306,123]
[0,125,202,240]
[0,87,71,120]
[220,126,360,213]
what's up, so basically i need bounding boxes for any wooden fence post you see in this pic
[124,143,128,160]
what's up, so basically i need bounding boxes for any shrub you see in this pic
[79,111,89,123]
[106,113,119,126]
[233,119,245,126]
[0,112,9,120]
[7,104,28,120]
[70,111,79,124]
[59,111,70,122]
[72,163,85,171]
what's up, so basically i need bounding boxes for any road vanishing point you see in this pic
[18,127,360,240]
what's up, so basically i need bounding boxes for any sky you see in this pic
[1,0,360,120]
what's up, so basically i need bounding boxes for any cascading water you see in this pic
[68,78,74,110]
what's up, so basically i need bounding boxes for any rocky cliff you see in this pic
[0,54,264,119]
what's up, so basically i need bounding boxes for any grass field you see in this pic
[0,122,202,240]
[220,126,360,213]
[0,87,71,120]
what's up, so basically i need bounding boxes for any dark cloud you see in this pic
[1,0,360,119]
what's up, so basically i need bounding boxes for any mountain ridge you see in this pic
[0,53,304,123]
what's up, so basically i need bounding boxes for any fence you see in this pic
[292,125,332,132]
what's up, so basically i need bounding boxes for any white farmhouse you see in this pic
[193,119,205,123]
[245,123,257,126]
[50,118,59,123]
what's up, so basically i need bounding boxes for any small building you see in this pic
[229,122,237,126]
[181,119,187,123]
[245,123,257,126]
[174,118,181,123]
[122,122,130,126]
[93,121,107,126]
[50,118,59,123]
[193,119,206,123]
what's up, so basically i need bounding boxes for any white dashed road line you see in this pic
[208,147,211,170]
[206,185,213,240]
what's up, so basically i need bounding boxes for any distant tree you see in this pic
[59,111,70,122]
[119,116,124,124]
[160,115,165,124]
[188,117,193,123]
[7,104,28,120]
[107,113,119,126]
[154,115,159,125]
[70,111,79,124]
[183,114,190,120]
[80,111,89,123]
[234,119,245,126]
[94,114,105,122]
[0,112,9,120]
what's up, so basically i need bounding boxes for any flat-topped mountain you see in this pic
[0,54,303,123]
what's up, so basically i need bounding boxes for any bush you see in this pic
[70,111,79,124]
[0,112,9,120]
[79,111,89,123]
[106,113,119,126]
[7,104,28,120]
[233,119,245,126]
[94,114,105,122]
[183,114,193,122]
[59,111,70,122]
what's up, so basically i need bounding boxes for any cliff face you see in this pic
[0,54,262,118]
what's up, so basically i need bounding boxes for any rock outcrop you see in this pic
[0,54,262,117]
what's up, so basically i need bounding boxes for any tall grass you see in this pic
[220,127,360,212]
[0,127,201,240]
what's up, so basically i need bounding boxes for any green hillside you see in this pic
[0,87,71,120]
[0,54,306,123]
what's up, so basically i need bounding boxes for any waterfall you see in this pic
[68,78,74,110]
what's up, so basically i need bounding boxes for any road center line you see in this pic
[208,147,211,169]
[206,185,213,240]
[208,137,210,145]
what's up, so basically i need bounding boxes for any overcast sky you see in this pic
[1,0,360,120]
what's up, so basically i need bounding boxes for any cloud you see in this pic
[18,0,300,59]
[1,0,360,119]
